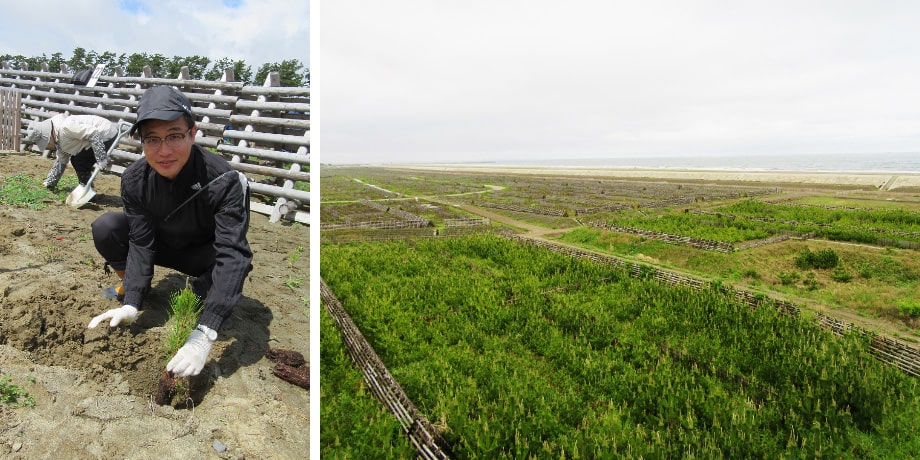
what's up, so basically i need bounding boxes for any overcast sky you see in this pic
[1,0,309,73]
[319,1,920,165]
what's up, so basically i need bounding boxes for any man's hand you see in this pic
[166,328,215,378]
[87,305,139,328]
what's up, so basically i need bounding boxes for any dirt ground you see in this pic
[0,153,309,459]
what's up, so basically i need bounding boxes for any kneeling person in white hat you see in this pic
[23,113,118,192]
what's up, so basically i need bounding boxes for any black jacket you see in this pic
[120,144,252,330]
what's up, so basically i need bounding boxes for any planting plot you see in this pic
[322,235,920,458]
[0,153,308,458]
[789,195,920,212]
[712,200,920,246]
[322,166,487,201]
[587,208,773,243]
[446,174,771,216]
[320,309,417,458]
[560,226,920,331]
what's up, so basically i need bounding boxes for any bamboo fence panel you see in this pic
[320,280,451,459]
[0,88,20,151]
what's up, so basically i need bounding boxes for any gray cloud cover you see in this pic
[319,1,920,164]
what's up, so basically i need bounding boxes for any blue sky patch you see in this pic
[119,0,149,16]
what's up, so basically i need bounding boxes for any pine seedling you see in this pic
[163,282,203,363]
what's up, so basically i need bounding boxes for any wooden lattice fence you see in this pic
[320,280,451,459]
[0,87,20,151]
[0,62,309,224]
[586,220,736,253]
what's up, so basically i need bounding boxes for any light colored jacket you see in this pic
[44,114,118,188]
[56,115,116,156]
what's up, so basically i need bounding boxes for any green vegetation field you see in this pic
[560,227,920,328]
[321,235,920,459]
[584,199,920,247]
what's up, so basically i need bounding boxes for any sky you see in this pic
[319,1,920,165]
[0,0,309,74]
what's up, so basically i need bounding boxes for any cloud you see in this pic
[1,0,308,72]
[320,0,920,164]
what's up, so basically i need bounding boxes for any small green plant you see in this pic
[157,283,204,406]
[803,272,821,291]
[777,271,800,286]
[898,300,920,319]
[288,244,305,268]
[855,261,873,279]
[830,266,853,283]
[0,376,35,408]
[284,276,304,291]
[42,241,64,263]
[163,283,204,362]
[742,268,760,280]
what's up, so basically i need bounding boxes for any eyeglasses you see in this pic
[142,129,192,150]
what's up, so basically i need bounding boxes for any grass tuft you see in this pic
[0,173,76,210]
[0,375,35,408]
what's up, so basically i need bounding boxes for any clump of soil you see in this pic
[154,371,209,407]
[266,348,306,367]
[266,348,309,389]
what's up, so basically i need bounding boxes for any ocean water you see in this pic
[489,152,920,174]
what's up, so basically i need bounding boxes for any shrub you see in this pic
[778,271,800,286]
[803,272,821,291]
[899,300,920,319]
[855,261,873,279]
[795,247,839,270]
[831,266,853,283]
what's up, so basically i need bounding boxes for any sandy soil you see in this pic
[0,153,309,459]
[387,164,920,190]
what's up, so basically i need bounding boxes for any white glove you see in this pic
[166,328,215,377]
[87,305,139,328]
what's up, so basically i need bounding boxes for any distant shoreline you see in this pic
[371,163,920,191]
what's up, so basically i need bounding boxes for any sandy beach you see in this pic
[381,164,920,191]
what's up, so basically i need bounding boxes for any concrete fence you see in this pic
[0,62,309,224]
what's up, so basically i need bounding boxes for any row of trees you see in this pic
[0,47,308,87]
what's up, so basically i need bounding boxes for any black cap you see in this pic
[130,85,194,135]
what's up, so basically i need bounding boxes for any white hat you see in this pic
[24,117,56,151]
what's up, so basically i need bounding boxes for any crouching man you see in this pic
[88,85,253,378]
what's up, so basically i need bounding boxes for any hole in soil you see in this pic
[0,273,275,408]
[0,274,232,407]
